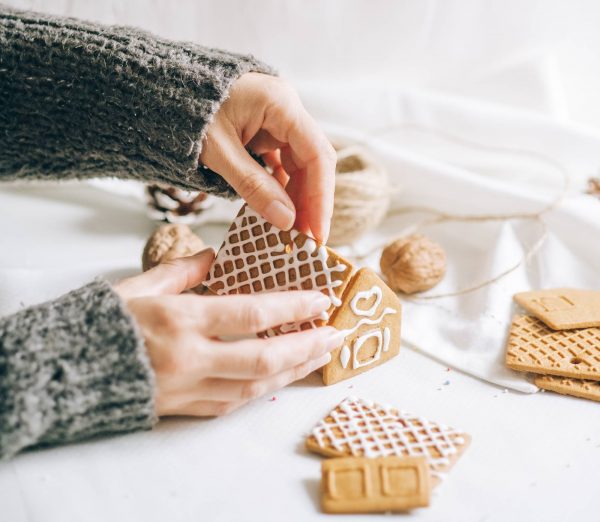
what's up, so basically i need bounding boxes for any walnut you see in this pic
[142,224,205,271]
[380,234,446,294]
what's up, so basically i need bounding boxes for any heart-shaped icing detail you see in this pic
[350,286,382,317]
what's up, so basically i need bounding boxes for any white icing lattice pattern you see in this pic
[310,397,467,480]
[204,205,348,334]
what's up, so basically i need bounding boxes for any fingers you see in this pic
[170,399,247,417]
[176,290,331,337]
[280,146,311,234]
[190,352,331,403]
[209,326,344,379]
[162,352,330,416]
[247,130,285,155]
[261,150,289,187]
[200,74,334,240]
[264,107,336,243]
[115,248,215,298]
[201,121,296,231]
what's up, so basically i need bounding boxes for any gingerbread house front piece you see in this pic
[324,268,401,384]
[203,204,402,384]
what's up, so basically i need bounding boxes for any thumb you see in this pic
[202,127,296,231]
[116,248,215,298]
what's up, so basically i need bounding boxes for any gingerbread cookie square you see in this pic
[306,397,470,487]
[534,375,600,402]
[505,315,600,380]
[203,204,354,334]
[321,456,431,513]
[322,268,401,385]
[514,288,600,330]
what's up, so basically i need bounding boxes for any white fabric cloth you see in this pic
[302,84,600,393]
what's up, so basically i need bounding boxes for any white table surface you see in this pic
[0,183,598,522]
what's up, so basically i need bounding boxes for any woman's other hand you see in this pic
[114,249,342,417]
[201,72,336,243]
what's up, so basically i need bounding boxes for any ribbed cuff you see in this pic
[0,279,156,459]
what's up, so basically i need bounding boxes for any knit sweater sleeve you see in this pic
[0,279,156,460]
[0,5,275,196]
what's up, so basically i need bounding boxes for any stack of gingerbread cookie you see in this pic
[305,396,471,513]
[505,288,600,402]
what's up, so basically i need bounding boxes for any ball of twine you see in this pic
[328,145,392,246]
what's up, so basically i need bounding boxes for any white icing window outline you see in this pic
[352,329,383,369]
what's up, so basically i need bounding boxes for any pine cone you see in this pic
[587,177,600,198]
[145,184,214,224]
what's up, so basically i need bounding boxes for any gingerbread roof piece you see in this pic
[534,375,600,402]
[505,315,600,380]
[306,397,470,486]
[514,288,600,330]
[203,204,353,334]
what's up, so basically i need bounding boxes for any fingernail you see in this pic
[319,352,332,366]
[324,328,346,350]
[309,294,331,316]
[321,219,331,244]
[264,200,295,230]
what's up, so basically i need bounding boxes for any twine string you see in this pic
[337,122,570,300]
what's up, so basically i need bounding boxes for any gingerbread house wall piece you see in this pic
[323,268,402,385]
[513,288,600,329]
[203,204,354,333]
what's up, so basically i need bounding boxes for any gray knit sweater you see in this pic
[0,5,273,459]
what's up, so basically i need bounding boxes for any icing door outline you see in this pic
[353,330,383,369]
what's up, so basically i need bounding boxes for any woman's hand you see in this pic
[201,72,336,243]
[114,249,343,417]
